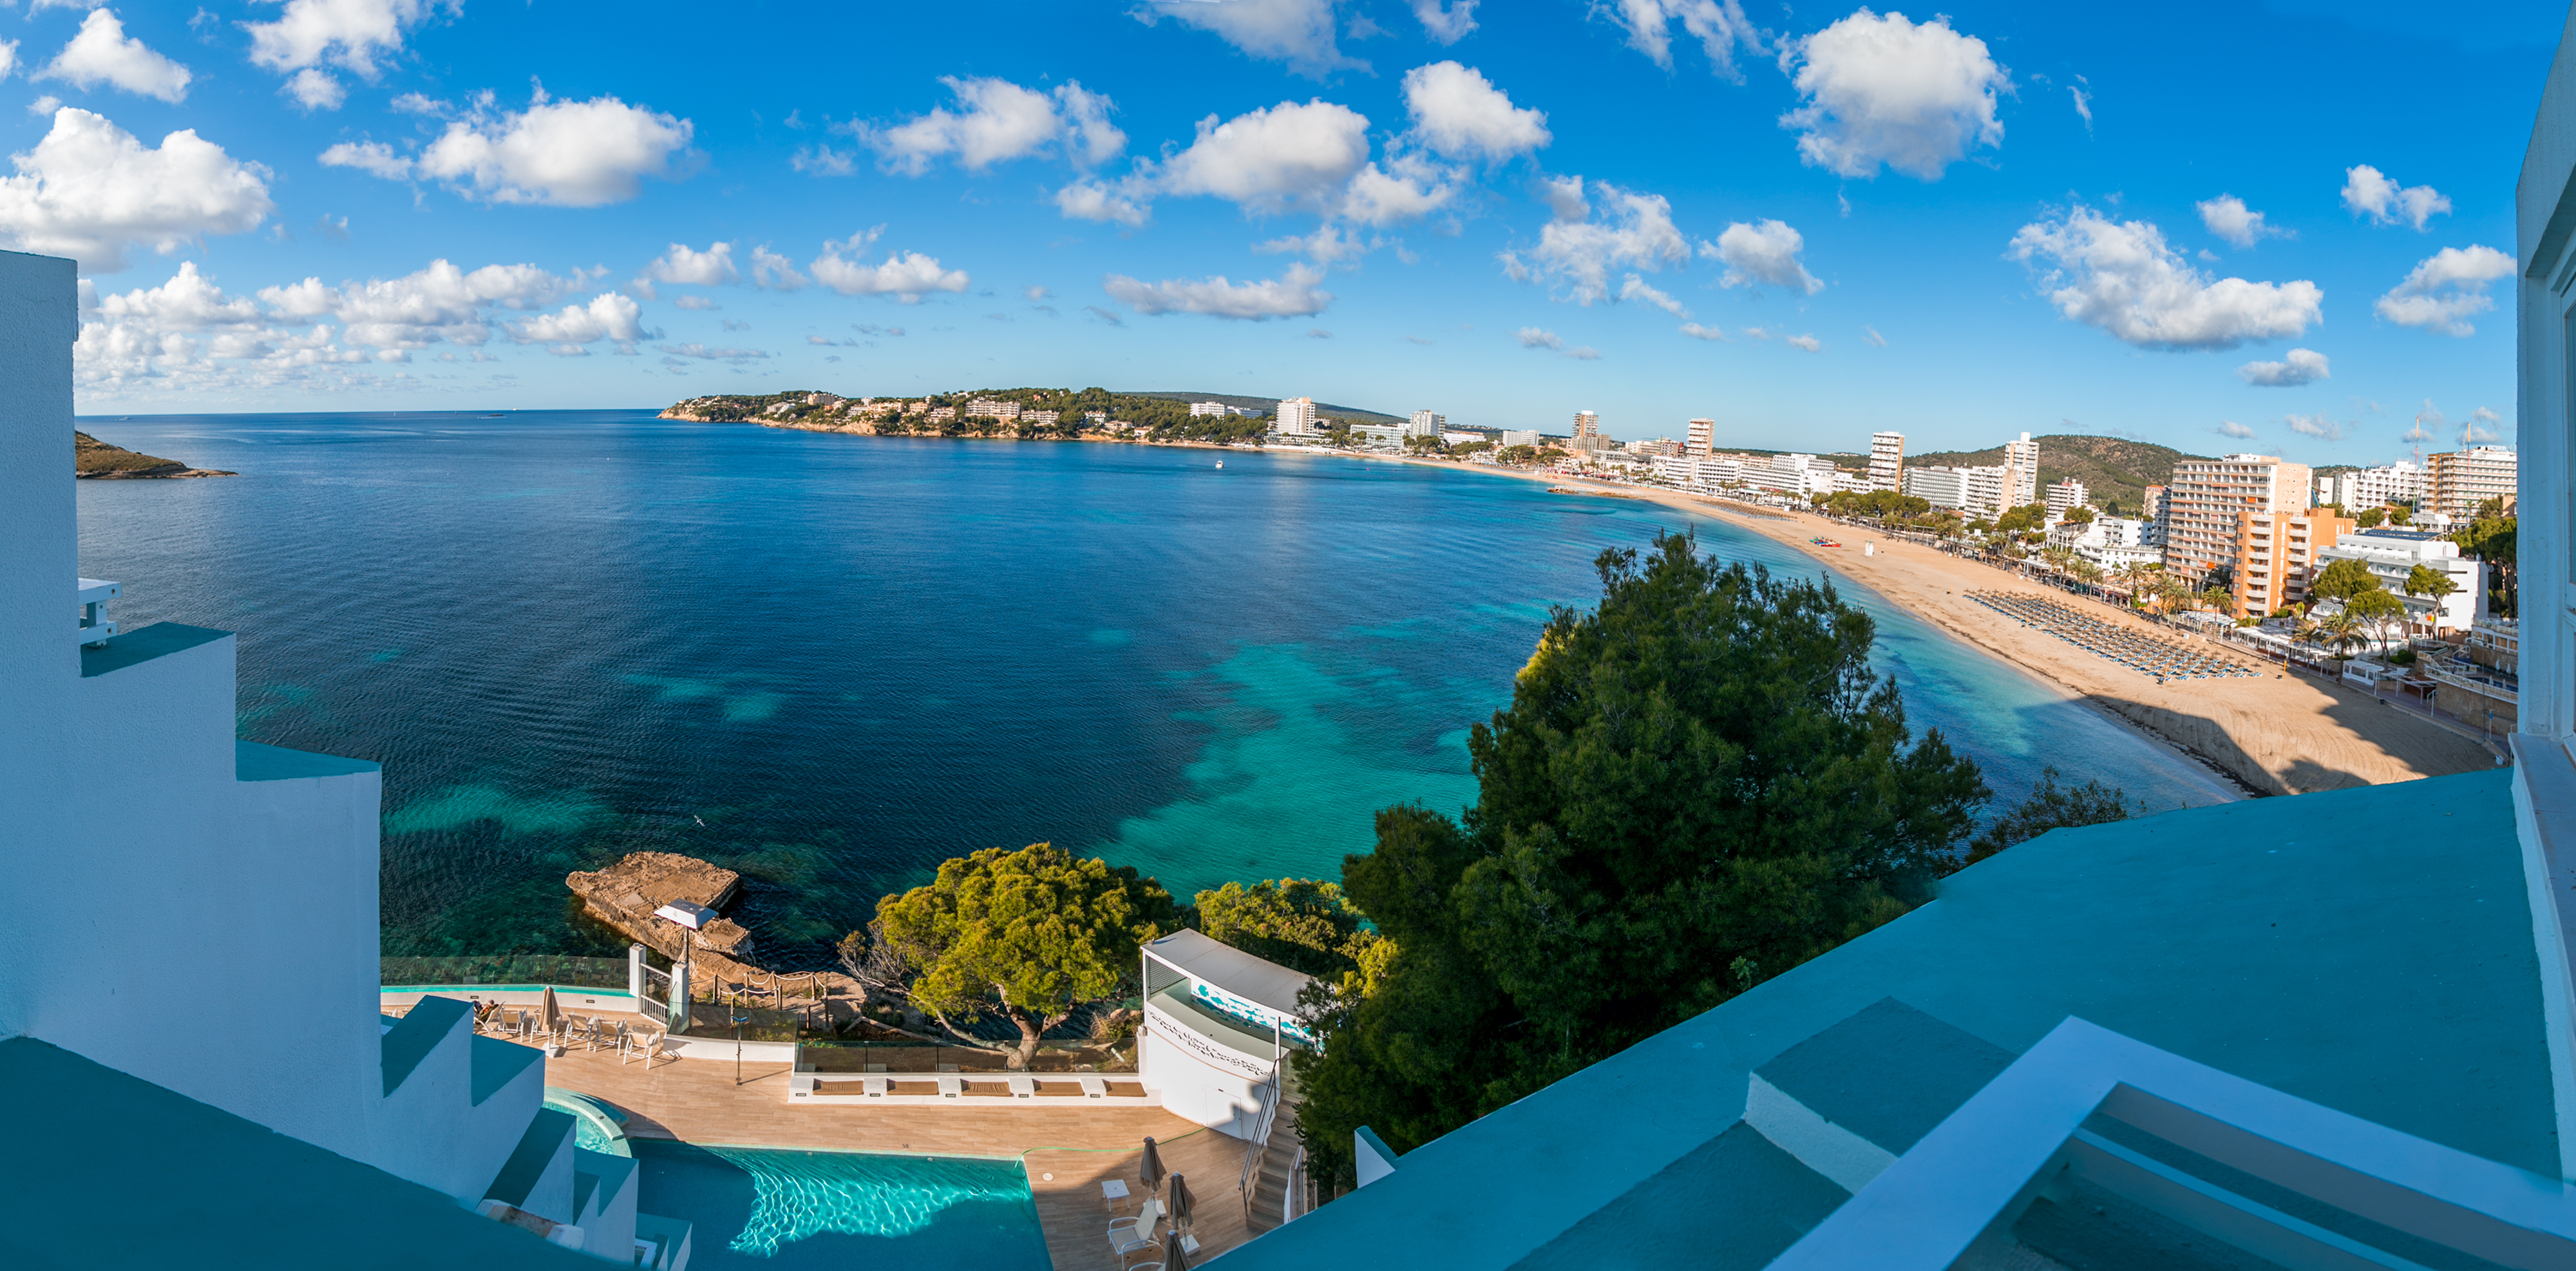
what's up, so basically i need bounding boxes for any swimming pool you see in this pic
[630,1141,1049,1268]
[542,1089,630,1156]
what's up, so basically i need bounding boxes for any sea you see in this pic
[74,410,2239,964]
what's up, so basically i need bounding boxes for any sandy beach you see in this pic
[1493,470,2501,796]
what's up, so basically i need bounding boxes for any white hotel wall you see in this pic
[1139,1026,1275,1139]
[0,249,388,1169]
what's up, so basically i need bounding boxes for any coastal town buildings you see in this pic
[1500,429,1540,448]
[2427,446,2519,519]
[1686,417,1714,455]
[2000,432,2040,510]
[1571,410,1609,454]
[964,396,1021,422]
[1190,400,1231,417]
[1651,454,1741,489]
[2054,515,2163,570]
[1441,430,1485,446]
[2231,509,2356,616]
[1868,431,1904,492]
[2308,528,2485,633]
[1276,397,1320,435]
[1901,465,1971,510]
[2159,454,2314,585]
[1743,453,1839,499]
[1408,410,1446,437]
[2044,479,2089,523]
[2317,461,2425,511]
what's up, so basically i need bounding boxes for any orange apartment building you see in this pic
[2162,454,2313,588]
[2232,509,2356,616]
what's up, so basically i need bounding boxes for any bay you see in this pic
[75,410,2235,965]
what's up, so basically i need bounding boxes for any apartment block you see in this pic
[1868,431,1904,492]
[2045,479,2089,523]
[2000,432,2040,510]
[2233,509,2354,617]
[2161,454,2312,584]
[1407,409,1445,437]
[1685,417,1714,455]
[2310,529,2486,633]
[2316,461,2423,511]
[963,396,1021,421]
[2425,446,2517,519]
[1276,396,1319,435]
[1902,466,1971,510]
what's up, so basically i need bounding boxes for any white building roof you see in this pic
[1144,929,1314,1016]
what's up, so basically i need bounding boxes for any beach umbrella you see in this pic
[1139,1136,1165,1198]
[540,985,563,1038]
[1168,1173,1194,1236]
[1163,1229,1191,1271]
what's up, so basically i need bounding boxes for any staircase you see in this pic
[1242,1119,1305,1234]
[382,995,688,1267]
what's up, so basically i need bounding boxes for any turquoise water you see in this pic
[544,1090,627,1156]
[630,1141,1047,1267]
[73,412,2234,962]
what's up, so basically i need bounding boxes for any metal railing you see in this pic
[795,1038,1135,1075]
[1239,1067,1287,1225]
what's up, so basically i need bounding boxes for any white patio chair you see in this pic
[1107,1199,1163,1264]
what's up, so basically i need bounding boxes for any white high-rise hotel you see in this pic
[1276,396,1318,435]
[1868,431,1904,492]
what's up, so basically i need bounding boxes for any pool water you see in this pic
[631,1140,1049,1267]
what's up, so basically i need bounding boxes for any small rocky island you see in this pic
[76,430,235,479]
[565,851,757,964]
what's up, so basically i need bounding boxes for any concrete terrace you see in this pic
[1219,767,2551,1268]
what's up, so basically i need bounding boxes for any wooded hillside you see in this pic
[1906,434,2211,517]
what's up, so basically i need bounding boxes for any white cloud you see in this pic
[1504,176,1687,304]
[1256,222,1368,263]
[1604,0,1760,77]
[1403,62,1548,161]
[672,294,717,311]
[0,108,272,271]
[1678,321,1728,341]
[1054,177,1152,227]
[1864,325,1886,346]
[2007,205,2322,350]
[28,95,61,116]
[857,77,1124,176]
[2373,244,2512,336]
[1786,333,1822,351]
[2196,195,2286,249]
[658,343,766,361]
[2214,419,2256,439]
[2236,347,2329,386]
[245,0,433,77]
[331,91,694,207]
[1618,274,1689,316]
[2467,405,2503,442]
[1157,99,1371,215]
[285,68,345,110]
[1134,0,1360,79]
[1411,0,1477,43]
[643,241,736,286]
[261,258,571,348]
[1566,344,1600,360]
[1338,153,1455,226]
[810,233,971,302]
[317,139,409,178]
[1517,325,1563,349]
[507,291,648,353]
[1777,10,2008,180]
[1705,218,1823,294]
[1024,285,1051,301]
[1103,263,1331,319]
[2342,164,2449,230]
[2284,413,2344,440]
[0,41,19,84]
[2069,84,2092,131]
[750,244,806,291]
[40,10,192,104]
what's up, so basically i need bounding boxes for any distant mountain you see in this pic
[1124,391,1406,426]
[1906,434,2211,517]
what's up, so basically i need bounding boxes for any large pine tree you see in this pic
[1293,532,1989,1185]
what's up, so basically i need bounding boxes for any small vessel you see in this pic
[1215,460,1224,468]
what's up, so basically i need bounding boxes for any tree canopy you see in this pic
[864,843,1179,1068]
[1292,532,1989,1188]
[2309,557,2381,606]
[1193,879,1378,979]
[1962,766,2136,866]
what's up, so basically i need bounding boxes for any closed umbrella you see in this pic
[1168,1173,1193,1236]
[540,985,563,1040]
[1139,1136,1166,1199]
[1162,1229,1191,1271]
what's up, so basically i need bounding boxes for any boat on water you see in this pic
[1215,460,1224,468]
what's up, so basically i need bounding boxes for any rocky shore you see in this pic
[75,430,235,479]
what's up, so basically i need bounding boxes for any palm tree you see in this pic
[2316,609,2366,661]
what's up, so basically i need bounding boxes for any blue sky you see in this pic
[28,0,2562,459]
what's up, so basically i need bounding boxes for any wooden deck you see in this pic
[542,1045,1264,1267]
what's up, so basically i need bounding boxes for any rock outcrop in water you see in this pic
[565,851,756,963]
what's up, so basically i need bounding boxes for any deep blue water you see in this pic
[73,410,2234,962]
